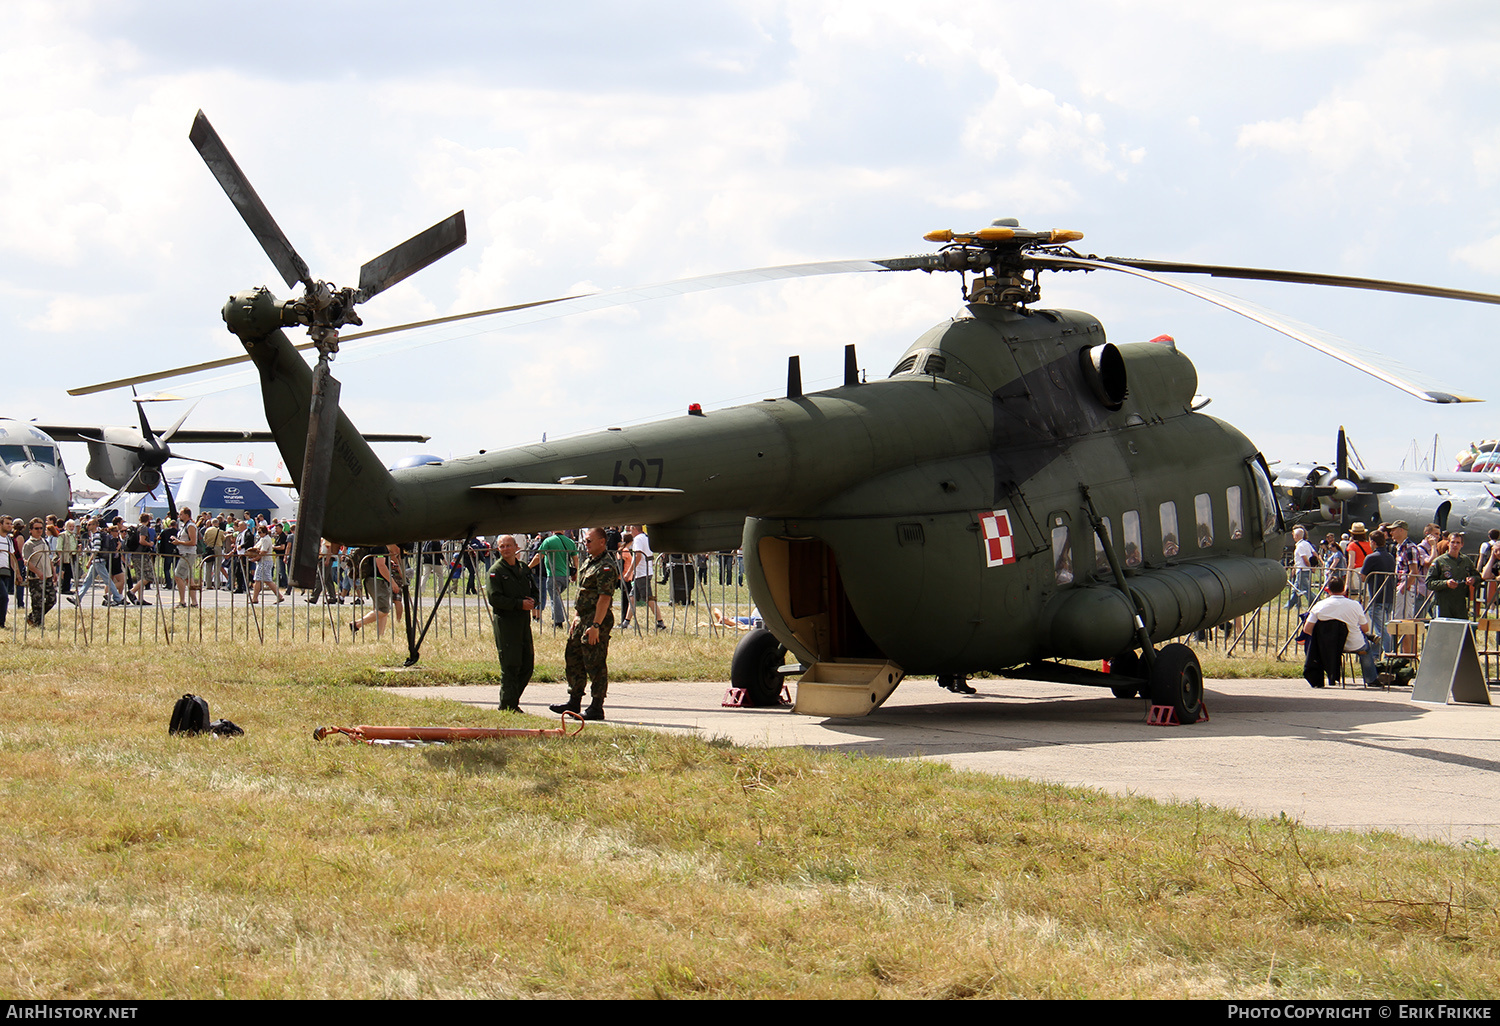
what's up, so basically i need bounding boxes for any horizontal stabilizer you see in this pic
[471,482,684,496]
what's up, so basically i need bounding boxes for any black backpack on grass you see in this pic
[169,694,211,736]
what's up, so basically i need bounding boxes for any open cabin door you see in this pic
[756,536,882,663]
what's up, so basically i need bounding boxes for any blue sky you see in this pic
[5,0,1500,487]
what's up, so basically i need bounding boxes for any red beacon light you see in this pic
[688,403,705,417]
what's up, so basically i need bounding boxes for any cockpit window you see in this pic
[0,445,28,465]
[27,446,57,466]
[1248,455,1283,538]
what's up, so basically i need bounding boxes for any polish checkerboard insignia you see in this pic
[980,510,1016,567]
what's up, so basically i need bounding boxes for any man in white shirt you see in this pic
[1284,526,1317,611]
[630,524,665,631]
[1301,575,1378,686]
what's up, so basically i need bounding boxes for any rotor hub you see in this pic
[893,220,1085,308]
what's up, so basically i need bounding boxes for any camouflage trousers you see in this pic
[563,616,613,702]
[27,578,57,628]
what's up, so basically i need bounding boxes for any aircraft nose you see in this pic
[0,464,71,521]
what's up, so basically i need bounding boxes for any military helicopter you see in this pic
[78,111,1500,724]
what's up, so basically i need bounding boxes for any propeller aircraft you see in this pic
[0,420,71,522]
[34,397,430,517]
[77,111,1500,723]
[1277,427,1500,539]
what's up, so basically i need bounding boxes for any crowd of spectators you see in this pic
[1,512,747,639]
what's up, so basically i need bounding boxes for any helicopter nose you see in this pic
[0,464,71,521]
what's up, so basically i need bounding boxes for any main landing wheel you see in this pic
[1148,642,1203,724]
[730,628,789,707]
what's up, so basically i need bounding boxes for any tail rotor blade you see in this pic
[357,211,467,300]
[189,110,311,290]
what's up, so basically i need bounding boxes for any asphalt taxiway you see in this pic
[387,676,1500,844]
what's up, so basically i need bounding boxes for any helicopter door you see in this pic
[761,536,881,663]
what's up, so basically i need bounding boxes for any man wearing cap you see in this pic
[1426,530,1479,621]
[1389,520,1426,620]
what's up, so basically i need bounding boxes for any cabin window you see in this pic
[1248,456,1283,538]
[1094,517,1113,572]
[1194,492,1214,548]
[1160,501,1180,558]
[1051,522,1073,586]
[1226,486,1244,540]
[1122,510,1142,567]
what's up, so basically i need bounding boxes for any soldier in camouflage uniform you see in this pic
[550,527,620,720]
[486,535,539,712]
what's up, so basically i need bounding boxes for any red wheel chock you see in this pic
[722,684,792,708]
[1146,699,1210,726]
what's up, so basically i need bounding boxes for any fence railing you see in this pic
[8,545,1496,683]
[0,540,760,648]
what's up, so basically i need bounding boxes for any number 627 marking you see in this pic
[612,458,665,502]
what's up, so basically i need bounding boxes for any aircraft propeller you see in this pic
[188,110,467,587]
[76,393,229,519]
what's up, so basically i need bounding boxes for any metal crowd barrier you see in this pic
[1,537,759,649]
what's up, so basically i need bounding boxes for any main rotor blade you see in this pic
[306,258,898,369]
[358,212,467,300]
[68,294,584,395]
[35,422,427,444]
[190,110,311,291]
[1028,254,1481,404]
[1100,257,1500,306]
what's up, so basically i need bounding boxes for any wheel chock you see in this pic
[1146,698,1210,726]
[1147,704,1178,725]
[722,685,794,708]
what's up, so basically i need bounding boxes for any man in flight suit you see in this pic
[487,535,539,712]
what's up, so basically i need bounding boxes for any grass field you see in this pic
[1,634,1495,999]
